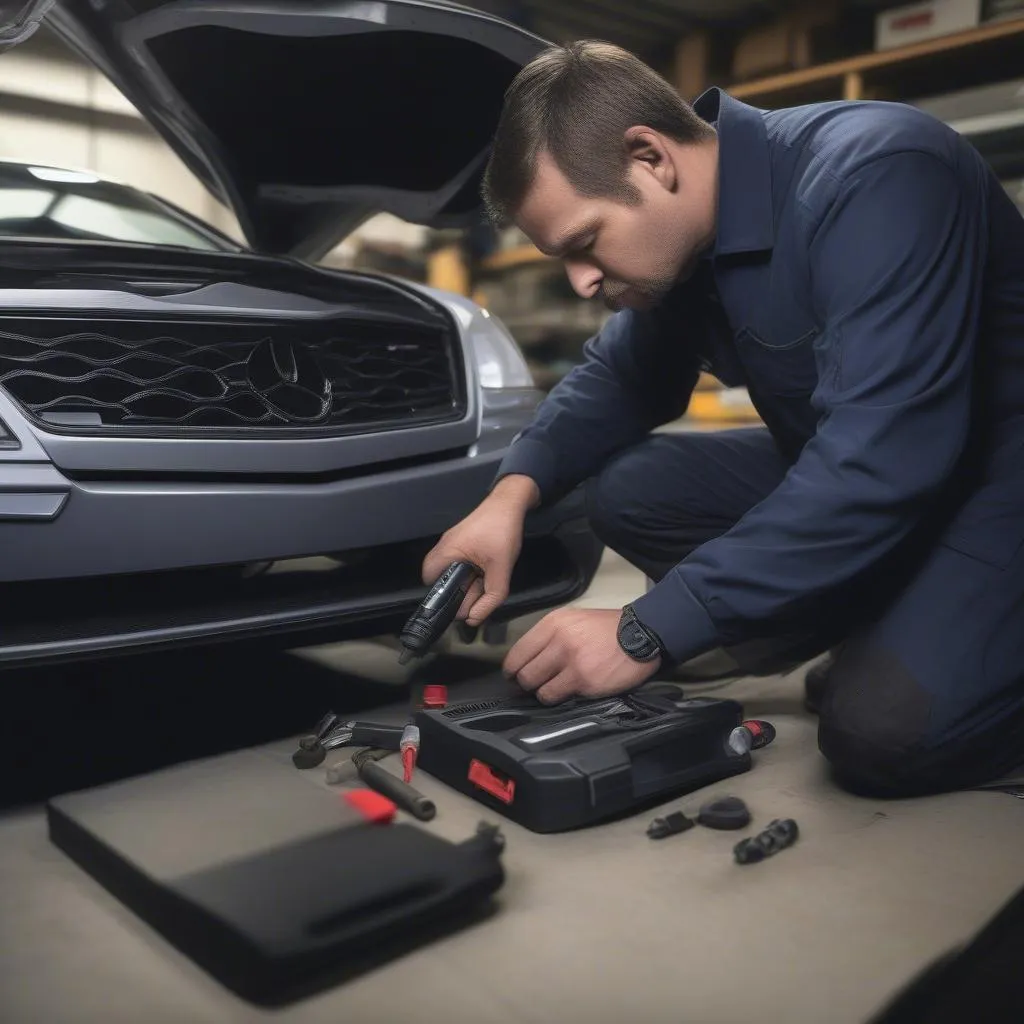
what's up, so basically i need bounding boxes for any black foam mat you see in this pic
[46,748,504,1006]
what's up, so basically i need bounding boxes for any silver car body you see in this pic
[0,1,602,666]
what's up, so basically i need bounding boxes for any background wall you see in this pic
[2,4,1022,425]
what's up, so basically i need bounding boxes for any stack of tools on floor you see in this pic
[292,684,450,823]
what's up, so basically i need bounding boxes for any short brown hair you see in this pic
[481,40,714,227]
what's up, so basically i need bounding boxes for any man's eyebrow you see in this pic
[545,225,596,257]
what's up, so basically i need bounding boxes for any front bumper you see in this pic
[0,457,602,667]
[0,448,511,582]
[0,364,603,666]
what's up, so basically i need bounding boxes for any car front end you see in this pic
[0,235,600,667]
[0,0,603,668]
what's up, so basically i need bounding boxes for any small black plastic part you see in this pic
[295,711,341,760]
[462,821,506,857]
[291,744,326,770]
[647,810,695,839]
[734,818,799,864]
[347,722,405,750]
[697,796,751,831]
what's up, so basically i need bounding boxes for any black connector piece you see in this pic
[734,818,799,864]
[461,820,506,858]
[647,810,695,839]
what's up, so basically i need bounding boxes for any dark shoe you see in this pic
[804,652,837,715]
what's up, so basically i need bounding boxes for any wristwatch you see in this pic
[617,604,666,663]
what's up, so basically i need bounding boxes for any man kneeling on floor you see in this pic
[422,41,1024,799]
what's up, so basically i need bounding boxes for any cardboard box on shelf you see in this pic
[982,0,1024,22]
[875,0,981,51]
[730,2,865,82]
[732,20,793,81]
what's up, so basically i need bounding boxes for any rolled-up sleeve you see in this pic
[633,151,988,664]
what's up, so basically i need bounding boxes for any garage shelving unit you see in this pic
[450,15,1024,426]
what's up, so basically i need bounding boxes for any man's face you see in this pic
[514,142,711,313]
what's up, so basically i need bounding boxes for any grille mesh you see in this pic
[0,316,462,433]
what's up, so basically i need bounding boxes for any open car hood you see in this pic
[42,1,547,259]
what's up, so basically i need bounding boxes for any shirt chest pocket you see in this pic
[733,319,820,398]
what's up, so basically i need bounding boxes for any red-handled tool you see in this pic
[400,723,420,784]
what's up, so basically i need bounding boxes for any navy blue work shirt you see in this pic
[496,87,1024,665]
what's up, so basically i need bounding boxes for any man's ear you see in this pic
[624,126,678,192]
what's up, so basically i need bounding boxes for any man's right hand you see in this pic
[421,474,540,627]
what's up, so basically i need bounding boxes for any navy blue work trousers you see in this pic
[585,427,1024,797]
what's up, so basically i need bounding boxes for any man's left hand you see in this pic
[503,608,661,704]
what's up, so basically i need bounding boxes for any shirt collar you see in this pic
[692,87,775,258]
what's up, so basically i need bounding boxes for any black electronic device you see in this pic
[415,684,770,833]
[398,560,481,664]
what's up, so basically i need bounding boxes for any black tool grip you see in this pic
[347,723,405,750]
[358,762,437,822]
[400,561,481,657]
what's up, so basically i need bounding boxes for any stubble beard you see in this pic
[600,273,676,313]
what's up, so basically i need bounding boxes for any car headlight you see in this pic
[468,308,535,389]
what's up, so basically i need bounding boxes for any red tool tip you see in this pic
[401,747,417,784]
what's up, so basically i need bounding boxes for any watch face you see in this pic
[619,609,660,661]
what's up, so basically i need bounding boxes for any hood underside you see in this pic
[42,0,547,258]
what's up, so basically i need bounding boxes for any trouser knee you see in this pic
[818,717,922,796]
[584,454,700,581]
[816,646,935,796]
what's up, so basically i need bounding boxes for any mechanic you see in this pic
[422,41,1024,798]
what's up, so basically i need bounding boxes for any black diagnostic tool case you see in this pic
[45,748,505,1006]
[415,685,760,833]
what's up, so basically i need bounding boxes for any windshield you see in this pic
[0,163,237,251]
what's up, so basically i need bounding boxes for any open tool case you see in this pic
[45,748,504,1006]
[416,684,752,833]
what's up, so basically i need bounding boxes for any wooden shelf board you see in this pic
[729,17,1024,101]
[478,244,551,273]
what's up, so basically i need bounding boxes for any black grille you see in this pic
[0,315,463,435]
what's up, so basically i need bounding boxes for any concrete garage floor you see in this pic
[2,550,1024,1024]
